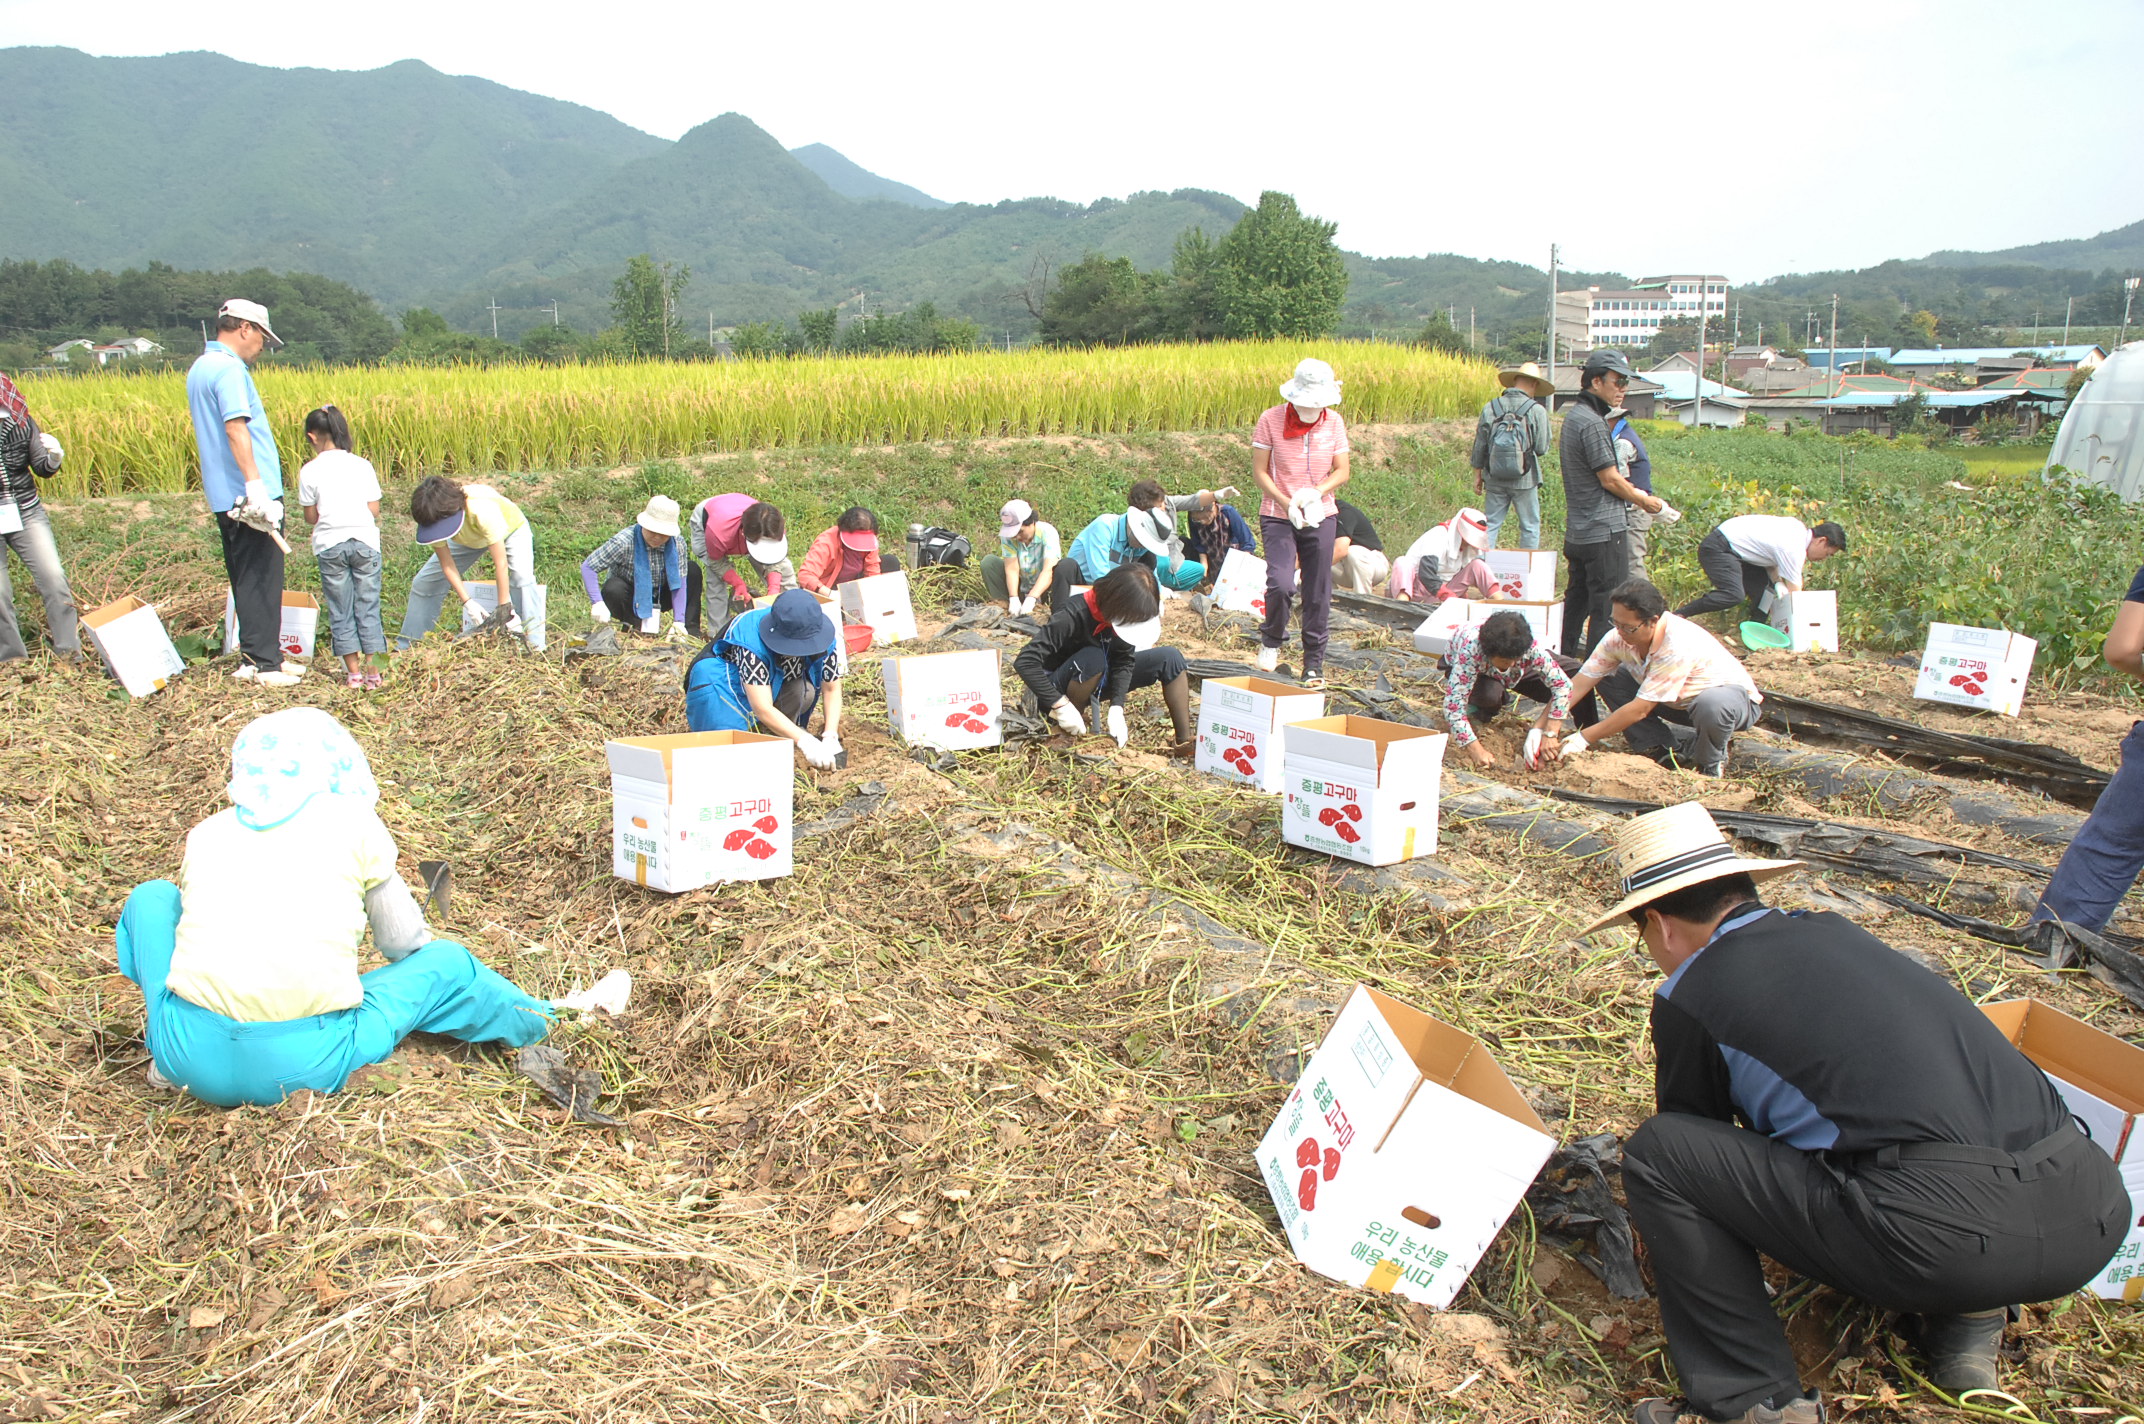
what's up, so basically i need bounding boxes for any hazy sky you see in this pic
[7,0,2138,281]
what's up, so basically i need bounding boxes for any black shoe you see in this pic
[1908,1309,2005,1393]
[1634,1391,1823,1423]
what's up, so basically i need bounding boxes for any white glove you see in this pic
[1105,705,1128,748]
[1562,730,1591,759]
[1050,699,1086,737]
[1523,728,1545,770]
[1213,485,1240,500]
[462,593,483,616]
[796,732,836,770]
[589,601,611,624]
[1655,501,1683,525]
[34,433,62,463]
[243,480,267,507]
[1288,488,1320,530]
[1010,595,1029,618]
[823,731,843,762]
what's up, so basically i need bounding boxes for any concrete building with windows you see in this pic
[1582,273,1732,348]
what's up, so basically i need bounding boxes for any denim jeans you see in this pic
[1482,482,1541,550]
[0,505,81,660]
[397,524,544,650]
[2032,720,2144,932]
[315,538,386,656]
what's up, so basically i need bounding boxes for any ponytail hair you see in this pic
[304,405,353,452]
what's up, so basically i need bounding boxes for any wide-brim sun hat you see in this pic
[1126,506,1173,559]
[762,588,835,657]
[637,495,681,539]
[999,498,1035,540]
[838,527,879,553]
[1453,507,1490,551]
[218,297,284,349]
[1279,357,1343,408]
[1498,361,1555,400]
[746,536,789,565]
[1584,802,1804,936]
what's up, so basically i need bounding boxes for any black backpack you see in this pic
[915,526,972,568]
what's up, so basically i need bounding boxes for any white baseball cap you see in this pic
[218,298,284,349]
[1000,499,1036,540]
[1111,613,1163,651]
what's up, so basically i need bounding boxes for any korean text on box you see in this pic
[223,589,320,660]
[1211,548,1268,616]
[1195,676,1324,795]
[1482,549,1558,601]
[84,596,186,698]
[606,731,793,892]
[884,648,1003,751]
[1981,998,2144,1302]
[839,570,919,645]
[1256,984,1556,1309]
[1283,715,1446,867]
[1914,622,2035,717]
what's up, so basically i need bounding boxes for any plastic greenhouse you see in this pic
[2047,341,2144,501]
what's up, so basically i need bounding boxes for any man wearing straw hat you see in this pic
[1470,361,1553,549]
[1595,803,2129,1423]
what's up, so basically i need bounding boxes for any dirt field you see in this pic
[2,573,2139,1424]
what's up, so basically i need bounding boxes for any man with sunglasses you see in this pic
[1559,349,1665,657]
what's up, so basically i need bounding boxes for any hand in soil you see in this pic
[1466,741,1496,769]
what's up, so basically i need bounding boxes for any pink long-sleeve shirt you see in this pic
[693,493,786,599]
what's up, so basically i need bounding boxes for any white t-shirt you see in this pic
[1718,515,1811,587]
[297,449,384,553]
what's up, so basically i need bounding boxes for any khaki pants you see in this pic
[1333,546,1390,595]
[1625,505,1654,579]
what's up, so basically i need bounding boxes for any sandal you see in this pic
[346,672,365,689]
[361,670,385,690]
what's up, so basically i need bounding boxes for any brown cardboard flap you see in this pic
[83,595,151,630]
[611,729,785,778]
[1982,999,2144,1115]
[1289,715,1444,772]
[1365,986,1551,1135]
[1215,675,1312,700]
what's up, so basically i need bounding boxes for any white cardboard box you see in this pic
[884,649,1003,751]
[223,589,320,660]
[1256,984,1556,1310]
[1981,999,2144,1303]
[839,570,919,645]
[1412,598,1475,656]
[1283,715,1448,866]
[460,582,549,640]
[83,596,186,699]
[1412,597,1564,658]
[1482,549,1558,602]
[1914,622,2036,717]
[1773,590,1839,653]
[1211,548,1269,616]
[606,731,793,892]
[1195,676,1325,795]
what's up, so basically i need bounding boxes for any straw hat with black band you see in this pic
[1497,361,1554,401]
[1584,803,1804,936]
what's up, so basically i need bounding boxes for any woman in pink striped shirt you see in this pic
[1250,358,1351,689]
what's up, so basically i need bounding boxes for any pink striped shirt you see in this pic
[1251,405,1348,521]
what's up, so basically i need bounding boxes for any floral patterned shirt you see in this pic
[1442,623,1571,748]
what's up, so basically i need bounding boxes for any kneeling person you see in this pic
[582,495,686,630]
[684,588,845,770]
[1014,562,1193,755]
[1442,610,1575,769]
[1563,579,1760,777]
[1596,802,2129,1424]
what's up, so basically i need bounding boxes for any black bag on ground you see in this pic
[914,527,971,568]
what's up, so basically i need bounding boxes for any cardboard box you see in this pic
[1195,676,1325,795]
[606,731,793,892]
[1980,999,2144,1302]
[1256,984,1556,1309]
[1412,598,1474,656]
[1773,590,1839,654]
[1211,548,1269,616]
[460,582,549,638]
[223,589,319,660]
[884,649,1003,751]
[1411,597,1564,658]
[1483,549,1558,602]
[1283,715,1447,866]
[839,570,919,645]
[1914,623,2036,717]
[83,596,186,699]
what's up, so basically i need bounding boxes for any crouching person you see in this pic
[1014,562,1193,756]
[1594,803,2129,1423]
[1561,579,1761,778]
[115,709,556,1107]
[1442,610,1574,769]
[397,476,545,649]
[1388,507,1495,604]
[684,588,844,770]
[583,495,686,631]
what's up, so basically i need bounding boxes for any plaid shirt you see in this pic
[1442,624,1571,748]
[583,526,641,581]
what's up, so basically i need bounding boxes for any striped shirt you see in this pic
[1579,612,1760,710]
[1250,405,1347,521]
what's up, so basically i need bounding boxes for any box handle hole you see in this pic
[1399,801,1417,812]
[1401,1206,1440,1230]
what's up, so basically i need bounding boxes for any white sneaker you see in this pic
[280,660,308,677]
[253,670,303,688]
[556,968,632,1015]
[230,663,258,681]
[1256,645,1279,673]
[146,1062,176,1091]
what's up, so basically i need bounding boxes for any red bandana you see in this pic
[1282,405,1326,439]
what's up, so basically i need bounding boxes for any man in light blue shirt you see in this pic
[186,299,298,685]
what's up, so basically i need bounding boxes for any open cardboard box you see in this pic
[606,730,793,891]
[1980,998,2144,1301]
[839,570,919,645]
[1483,549,1558,601]
[1256,984,1556,1309]
[1769,590,1839,654]
[884,648,1003,751]
[84,595,187,698]
[1282,715,1447,866]
[1194,675,1324,795]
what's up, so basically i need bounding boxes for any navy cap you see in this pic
[761,588,835,657]
[416,508,466,545]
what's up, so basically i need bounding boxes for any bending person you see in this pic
[1561,578,1761,778]
[1014,562,1192,756]
[686,493,792,637]
[1676,515,1845,624]
[684,588,844,770]
[797,506,897,594]
[397,477,545,649]
[1441,610,1574,769]
[114,708,558,1107]
[1388,507,1495,605]
[582,495,686,631]
[1329,499,1389,594]
[1053,480,1215,607]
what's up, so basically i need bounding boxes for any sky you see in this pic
[5,0,2139,282]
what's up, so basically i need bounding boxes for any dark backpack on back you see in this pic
[915,526,971,568]
[1486,396,1536,484]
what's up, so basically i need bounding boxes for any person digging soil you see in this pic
[1014,561,1193,756]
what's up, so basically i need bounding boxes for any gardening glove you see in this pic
[589,601,611,624]
[822,731,843,761]
[1213,485,1240,500]
[1562,730,1591,759]
[796,732,836,770]
[1655,501,1683,524]
[1287,488,1319,530]
[34,432,62,463]
[1049,698,1086,737]
[1522,728,1545,770]
[1009,595,1028,618]
[243,479,267,507]
[1105,705,1129,748]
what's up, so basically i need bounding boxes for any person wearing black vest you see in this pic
[1594,803,2129,1424]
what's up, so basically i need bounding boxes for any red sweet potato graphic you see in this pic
[754,815,779,833]
[744,838,777,860]
[723,828,754,852]
[961,717,988,733]
[1295,1137,1320,1169]
[1341,804,1362,823]
[945,712,967,727]
[1297,1167,1318,1211]
[1318,807,1340,826]
[1334,822,1361,844]
[969,702,991,716]
[1322,1147,1341,1182]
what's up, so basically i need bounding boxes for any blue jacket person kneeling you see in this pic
[684,587,845,770]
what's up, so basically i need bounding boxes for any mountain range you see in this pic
[2,46,2136,344]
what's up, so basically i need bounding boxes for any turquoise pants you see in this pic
[117,880,553,1108]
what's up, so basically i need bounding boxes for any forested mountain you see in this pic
[789,144,946,209]
[1916,220,2144,277]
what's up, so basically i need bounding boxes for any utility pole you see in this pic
[543,301,560,326]
[2121,277,2141,351]
[1826,293,1839,436]
[1469,306,1476,352]
[486,298,502,340]
[2064,296,2073,347]
[1694,300,1708,430]
[710,311,716,346]
[1546,243,1560,372]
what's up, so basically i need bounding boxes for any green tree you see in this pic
[520,323,580,363]
[731,321,789,359]
[1416,310,1466,355]
[610,254,690,359]
[794,308,839,354]
[1156,227,1225,342]
[1038,255,1163,347]
[1212,192,1347,340]
[402,307,451,340]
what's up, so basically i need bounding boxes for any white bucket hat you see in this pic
[1125,506,1173,559]
[1279,357,1343,408]
[1584,802,1804,936]
[637,495,681,539]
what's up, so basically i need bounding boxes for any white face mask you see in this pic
[1291,403,1324,422]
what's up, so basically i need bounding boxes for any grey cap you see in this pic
[1583,348,1635,380]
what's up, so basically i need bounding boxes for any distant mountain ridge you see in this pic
[790,144,946,209]
[1915,220,2144,276]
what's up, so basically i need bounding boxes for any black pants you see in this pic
[1048,557,1091,611]
[1677,528,1771,620]
[1560,536,1629,658]
[1624,1112,2129,1419]
[599,573,675,627]
[217,510,286,671]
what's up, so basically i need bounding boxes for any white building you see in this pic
[1584,273,1731,348]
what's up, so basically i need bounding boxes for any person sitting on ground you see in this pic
[686,493,794,637]
[114,708,566,1107]
[684,587,844,770]
[1052,479,1221,607]
[1675,515,1845,625]
[581,495,686,632]
[1329,499,1389,594]
[1441,610,1574,769]
[984,498,1061,615]
[297,405,387,688]
[396,476,545,650]
[0,370,82,667]
[1561,579,1761,778]
[1184,490,1256,593]
[797,505,898,595]
[1595,801,2128,1424]
[1014,561,1193,756]
[1387,507,1496,604]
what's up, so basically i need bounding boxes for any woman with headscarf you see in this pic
[0,372,81,665]
[1251,358,1350,689]
[1388,507,1499,605]
[684,588,846,769]
[113,708,567,1107]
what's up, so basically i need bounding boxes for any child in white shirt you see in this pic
[296,406,386,687]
